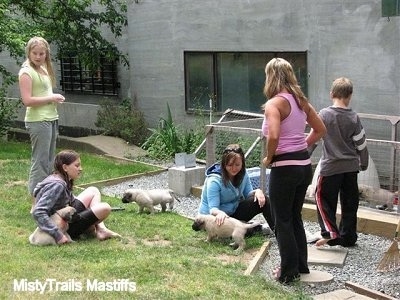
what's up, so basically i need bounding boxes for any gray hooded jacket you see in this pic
[32,174,74,242]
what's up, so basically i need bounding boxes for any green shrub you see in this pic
[95,98,149,145]
[0,92,20,138]
[142,103,205,160]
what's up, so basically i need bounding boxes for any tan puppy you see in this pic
[29,206,76,246]
[122,188,179,214]
[191,214,260,250]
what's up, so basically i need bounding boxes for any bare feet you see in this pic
[315,238,331,247]
[272,266,301,284]
[272,266,281,281]
[96,228,121,241]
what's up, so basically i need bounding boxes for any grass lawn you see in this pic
[0,140,309,299]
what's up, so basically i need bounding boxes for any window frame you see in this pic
[184,51,308,114]
[59,53,120,96]
[382,0,400,17]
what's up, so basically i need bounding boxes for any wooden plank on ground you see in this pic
[244,240,271,276]
[345,281,398,300]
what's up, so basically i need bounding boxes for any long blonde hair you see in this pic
[23,36,56,87]
[262,58,308,110]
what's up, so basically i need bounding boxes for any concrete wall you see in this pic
[127,0,399,128]
[14,102,100,131]
[4,0,400,132]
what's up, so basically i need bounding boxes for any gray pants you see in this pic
[26,120,58,195]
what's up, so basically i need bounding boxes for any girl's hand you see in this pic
[215,211,228,226]
[57,234,70,245]
[52,93,65,103]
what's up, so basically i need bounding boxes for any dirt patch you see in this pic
[120,236,137,248]
[5,180,27,188]
[142,235,172,247]
[216,248,259,265]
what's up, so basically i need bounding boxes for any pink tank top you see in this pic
[262,93,307,154]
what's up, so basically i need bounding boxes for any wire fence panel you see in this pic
[196,109,400,213]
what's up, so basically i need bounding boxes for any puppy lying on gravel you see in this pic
[29,206,76,246]
[122,188,179,214]
[191,214,261,250]
[358,184,396,209]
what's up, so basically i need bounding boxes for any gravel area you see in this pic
[102,171,400,299]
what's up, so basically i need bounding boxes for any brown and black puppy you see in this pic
[192,214,261,250]
[29,206,76,246]
[122,188,179,214]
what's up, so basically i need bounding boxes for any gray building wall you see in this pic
[4,0,400,132]
[127,0,399,128]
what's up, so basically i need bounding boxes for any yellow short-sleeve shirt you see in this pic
[19,65,58,122]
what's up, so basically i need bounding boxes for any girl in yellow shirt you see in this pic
[19,36,65,212]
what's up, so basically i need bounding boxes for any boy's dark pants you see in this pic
[316,172,359,247]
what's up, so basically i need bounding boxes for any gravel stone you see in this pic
[101,171,400,299]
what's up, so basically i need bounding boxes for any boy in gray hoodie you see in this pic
[315,77,369,247]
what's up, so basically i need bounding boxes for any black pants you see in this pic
[315,172,359,247]
[269,164,312,282]
[231,194,275,231]
[67,199,99,239]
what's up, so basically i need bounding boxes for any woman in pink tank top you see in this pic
[262,58,326,284]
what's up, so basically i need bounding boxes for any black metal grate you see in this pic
[60,55,119,96]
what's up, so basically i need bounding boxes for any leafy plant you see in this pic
[0,92,20,138]
[95,98,149,146]
[0,1,128,74]
[142,103,205,160]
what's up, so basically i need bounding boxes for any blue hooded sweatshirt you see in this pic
[198,163,254,215]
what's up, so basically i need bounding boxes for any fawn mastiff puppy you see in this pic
[191,214,261,250]
[122,188,179,214]
[29,206,76,246]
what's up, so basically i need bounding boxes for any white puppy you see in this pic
[191,214,261,251]
[358,184,395,208]
[29,206,76,246]
[122,188,178,214]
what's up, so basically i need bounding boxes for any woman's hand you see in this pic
[263,156,273,168]
[254,188,266,208]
